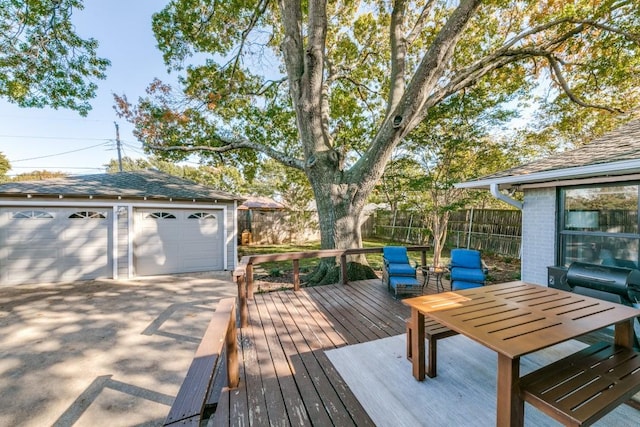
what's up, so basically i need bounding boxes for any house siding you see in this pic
[522,188,557,285]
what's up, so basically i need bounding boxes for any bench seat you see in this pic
[520,341,640,427]
[406,318,459,378]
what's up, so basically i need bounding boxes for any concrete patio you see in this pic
[0,271,237,427]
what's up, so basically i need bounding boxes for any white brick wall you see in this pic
[522,188,557,285]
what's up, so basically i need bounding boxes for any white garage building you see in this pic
[0,170,243,286]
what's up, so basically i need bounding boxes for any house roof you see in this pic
[457,119,640,189]
[0,169,244,202]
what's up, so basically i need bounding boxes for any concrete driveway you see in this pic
[0,272,237,427]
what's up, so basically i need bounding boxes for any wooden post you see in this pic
[293,259,300,291]
[246,264,254,300]
[237,273,248,328]
[226,304,239,388]
[340,253,348,285]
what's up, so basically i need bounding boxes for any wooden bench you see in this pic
[406,318,459,378]
[163,298,239,426]
[519,341,640,426]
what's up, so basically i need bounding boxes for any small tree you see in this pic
[11,170,68,181]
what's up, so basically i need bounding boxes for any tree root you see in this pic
[304,262,378,287]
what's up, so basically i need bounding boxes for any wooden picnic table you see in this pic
[403,281,640,427]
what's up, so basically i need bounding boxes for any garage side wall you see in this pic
[522,188,557,285]
[117,206,130,279]
[225,202,237,270]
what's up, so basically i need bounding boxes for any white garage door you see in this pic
[134,208,223,276]
[0,207,112,285]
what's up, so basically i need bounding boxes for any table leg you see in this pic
[614,319,634,348]
[496,353,523,427]
[410,308,425,381]
[435,273,443,292]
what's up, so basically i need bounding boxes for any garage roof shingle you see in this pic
[0,170,243,202]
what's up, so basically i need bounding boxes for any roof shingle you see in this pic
[466,119,640,184]
[0,170,243,202]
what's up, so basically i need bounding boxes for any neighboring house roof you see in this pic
[238,196,287,210]
[0,169,244,202]
[458,119,640,189]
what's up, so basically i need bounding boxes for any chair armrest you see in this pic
[481,259,489,274]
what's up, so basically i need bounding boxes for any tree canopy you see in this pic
[0,0,110,115]
[115,0,640,261]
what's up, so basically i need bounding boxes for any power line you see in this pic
[0,134,113,141]
[9,166,106,170]
[11,142,111,162]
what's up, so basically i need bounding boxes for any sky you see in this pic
[0,1,174,177]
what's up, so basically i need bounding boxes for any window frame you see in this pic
[12,210,54,219]
[557,182,640,268]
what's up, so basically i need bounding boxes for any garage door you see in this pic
[134,208,223,276]
[0,207,112,285]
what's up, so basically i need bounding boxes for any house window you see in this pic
[13,210,54,219]
[69,211,107,219]
[559,183,639,268]
[188,212,216,220]
[146,212,176,219]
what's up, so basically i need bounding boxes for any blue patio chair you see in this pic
[449,248,488,291]
[382,246,420,297]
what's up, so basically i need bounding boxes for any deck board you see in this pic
[208,277,623,426]
[209,278,413,426]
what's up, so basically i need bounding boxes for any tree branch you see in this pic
[405,0,436,45]
[546,53,624,113]
[568,18,640,44]
[413,14,636,123]
[147,134,305,171]
[387,0,407,116]
[277,0,304,102]
[226,0,271,88]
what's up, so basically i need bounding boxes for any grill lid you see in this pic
[567,262,640,300]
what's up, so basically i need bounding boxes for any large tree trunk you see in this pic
[310,159,368,255]
[303,156,377,284]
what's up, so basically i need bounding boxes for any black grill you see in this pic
[566,262,640,306]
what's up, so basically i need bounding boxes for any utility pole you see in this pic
[114,122,123,172]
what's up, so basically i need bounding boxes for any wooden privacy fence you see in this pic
[233,246,430,328]
[363,209,522,258]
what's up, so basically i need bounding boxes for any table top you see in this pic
[402,281,640,359]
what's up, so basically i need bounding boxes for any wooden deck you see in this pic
[210,277,619,426]
[211,277,420,426]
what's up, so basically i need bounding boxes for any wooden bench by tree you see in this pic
[405,318,458,379]
[163,298,239,426]
[520,341,640,426]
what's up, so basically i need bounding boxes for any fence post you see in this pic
[467,208,474,249]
